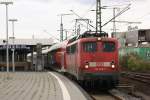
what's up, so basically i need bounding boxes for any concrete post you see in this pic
[31,47,34,71]
[36,43,42,71]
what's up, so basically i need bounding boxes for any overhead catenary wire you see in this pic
[69,1,132,35]
[43,30,60,41]
[70,10,96,30]
[113,20,141,24]
[102,4,131,28]
[69,1,96,31]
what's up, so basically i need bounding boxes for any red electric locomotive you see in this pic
[45,31,120,86]
[65,31,119,85]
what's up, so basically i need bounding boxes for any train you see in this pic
[44,31,119,85]
[27,31,120,86]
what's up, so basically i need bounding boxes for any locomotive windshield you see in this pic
[83,42,97,52]
[103,42,115,52]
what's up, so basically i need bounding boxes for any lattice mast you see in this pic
[60,15,63,42]
[96,0,102,33]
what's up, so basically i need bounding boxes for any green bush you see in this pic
[120,53,150,72]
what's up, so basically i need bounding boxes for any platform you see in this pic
[0,72,91,100]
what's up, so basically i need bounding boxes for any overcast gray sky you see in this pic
[0,0,149,40]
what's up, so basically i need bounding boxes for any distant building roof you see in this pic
[0,39,54,45]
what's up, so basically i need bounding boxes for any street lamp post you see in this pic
[9,19,17,72]
[0,1,13,73]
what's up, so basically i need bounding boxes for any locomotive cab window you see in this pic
[66,44,77,54]
[83,42,97,52]
[70,44,77,54]
[103,42,115,52]
[66,47,70,54]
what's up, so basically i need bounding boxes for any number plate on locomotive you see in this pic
[89,62,111,67]
[89,62,96,67]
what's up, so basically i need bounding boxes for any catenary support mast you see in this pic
[96,0,102,33]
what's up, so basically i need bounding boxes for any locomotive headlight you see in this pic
[85,65,89,69]
[111,61,115,68]
[98,37,101,41]
[112,65,115,68]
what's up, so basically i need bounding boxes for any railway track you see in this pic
[91,93,116,100]
[122,72,150,85]
[63,71,143,100]
[89,89,116,100]
[82,84,141,100]
[90,89,141,100]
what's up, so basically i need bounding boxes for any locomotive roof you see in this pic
[68,31,108,43]
[42,31,114,53]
